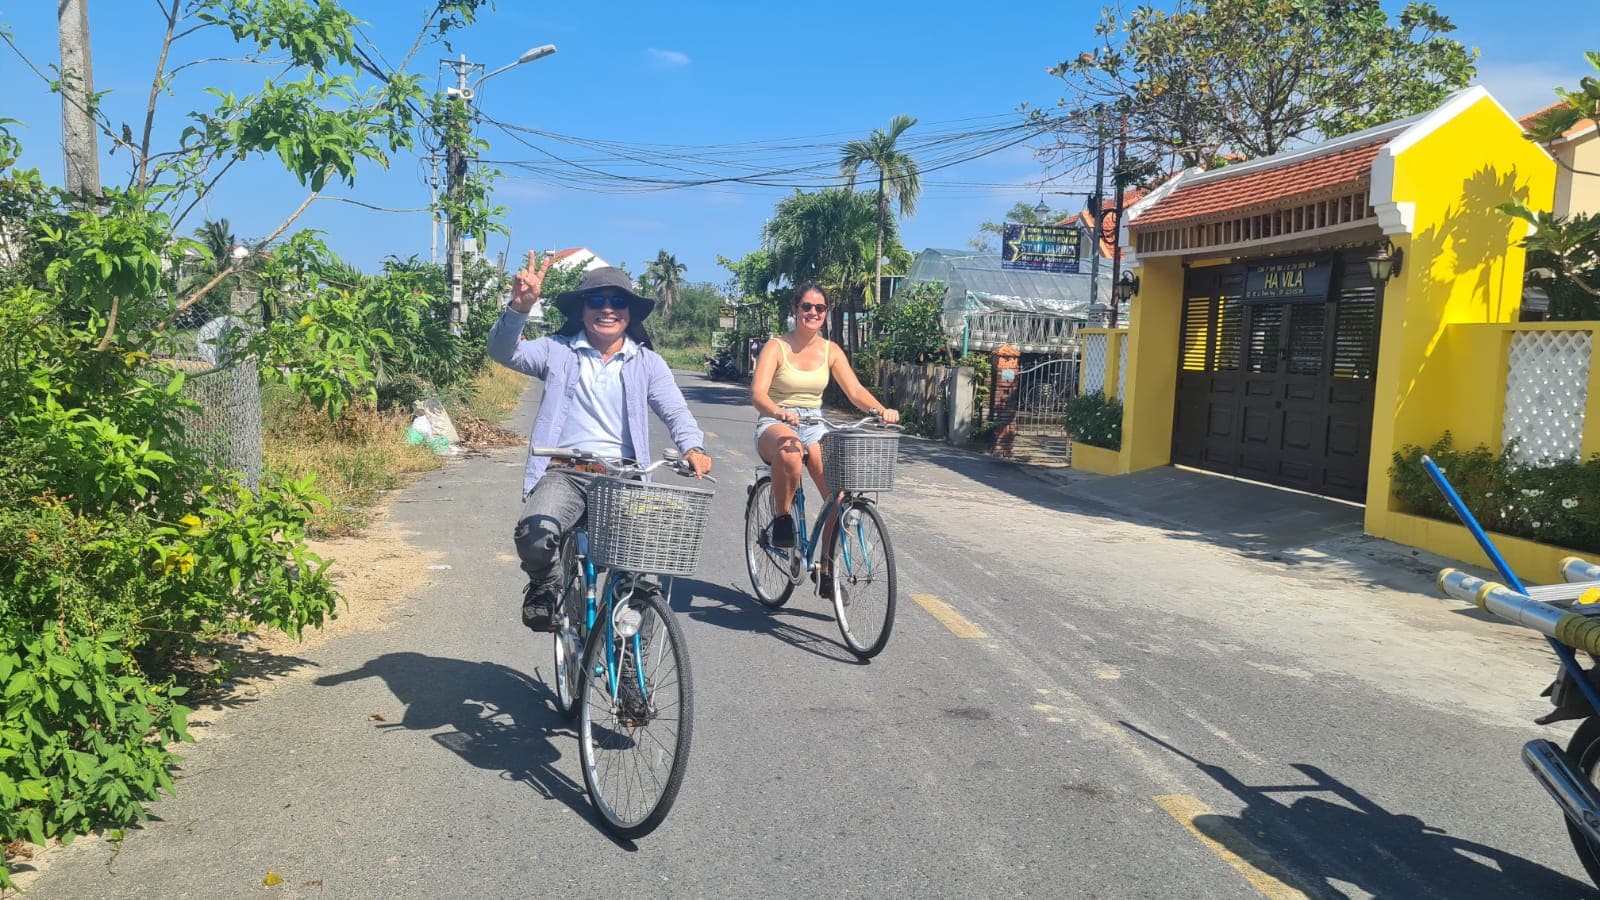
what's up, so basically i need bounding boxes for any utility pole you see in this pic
[1088,104,1106,312]
[57,0,100,202]
[1109,111,1128,330]
[441,54,482,333]
[428,154,441,265]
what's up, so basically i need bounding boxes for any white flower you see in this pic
[1563,498,1580,510]
[1522,488,1545,498]
[1533,521,1543,528]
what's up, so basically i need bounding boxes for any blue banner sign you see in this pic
[1001,223,1082,274]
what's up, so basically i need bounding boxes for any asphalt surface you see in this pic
[14,371,1600,898]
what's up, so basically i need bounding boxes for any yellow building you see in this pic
[1074,86,1587,575]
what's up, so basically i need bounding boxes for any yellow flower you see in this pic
[299,315,312,326]
[179,513,204,536]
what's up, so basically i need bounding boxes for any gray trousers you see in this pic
[512,468,592,598]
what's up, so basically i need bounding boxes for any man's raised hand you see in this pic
[510,251,557,312]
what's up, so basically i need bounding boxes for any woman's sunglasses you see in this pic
[798,302,828,313]
[584,295,632,311]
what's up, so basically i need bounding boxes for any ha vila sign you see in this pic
[1244,254,1334,303]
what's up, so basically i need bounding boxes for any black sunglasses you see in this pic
[798,301,828,313]
[585,295,632,311]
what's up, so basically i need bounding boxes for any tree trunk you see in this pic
[58,0,100,202]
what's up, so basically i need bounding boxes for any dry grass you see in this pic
[264,397,444,537]
[459,363,529,425]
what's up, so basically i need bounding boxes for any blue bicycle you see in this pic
[532,446,713,839]
[742,415,900,659]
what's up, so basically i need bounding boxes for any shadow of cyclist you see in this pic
[667,577,864,665]
[314,652,638,848]
[1123,721,1595,898]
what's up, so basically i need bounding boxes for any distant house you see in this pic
[544,247,614,273]
[900,248,1113,355]
[1517,102,1597,318]
[528,247,615,321]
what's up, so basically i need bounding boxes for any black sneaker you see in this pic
[770,514,796,549]
[521,582,558,633]
[814,568,833,600]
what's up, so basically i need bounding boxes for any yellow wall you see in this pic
[1116,255,1187,473]
[1364,93,1558,544]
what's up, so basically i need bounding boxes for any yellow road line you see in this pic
[911,594,987,639]
[1154,794,1311,899]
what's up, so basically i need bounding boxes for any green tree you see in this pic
[1503,51,1600,320]
[0,3,503,879]
[840,115,922,356]
[1044,0,1476,179]
[764,189,902,351]
[971,201,1049,252]
[644,249,687,315]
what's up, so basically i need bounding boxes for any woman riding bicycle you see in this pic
[750,283,898,593]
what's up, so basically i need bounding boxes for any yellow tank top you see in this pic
[768,339,830,409]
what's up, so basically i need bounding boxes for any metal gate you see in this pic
[1014,356,1078,435]
[1170,248,1381,501]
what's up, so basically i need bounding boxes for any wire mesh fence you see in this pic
[164,357,264,489]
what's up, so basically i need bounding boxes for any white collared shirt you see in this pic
[558,332,636,459]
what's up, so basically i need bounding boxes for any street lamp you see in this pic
[442,43,557,334]
[450,44,558,101]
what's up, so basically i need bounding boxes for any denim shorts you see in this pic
[754,407,826,453]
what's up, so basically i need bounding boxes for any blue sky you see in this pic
[1,1,1594,289]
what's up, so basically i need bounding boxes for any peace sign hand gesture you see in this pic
[510,251,557,313]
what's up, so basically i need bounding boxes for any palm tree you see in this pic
[839,115,921,354]
[645,250,687,316]
[763,189,894,344]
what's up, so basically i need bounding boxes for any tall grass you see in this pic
[263,385,443,536]
[460,363,529,424]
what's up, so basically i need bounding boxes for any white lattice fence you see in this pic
[1503,329,1592,465]
[1116,333,1129,400]
[1083,332,1109,395]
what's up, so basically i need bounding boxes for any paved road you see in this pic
[15,372,1599,898]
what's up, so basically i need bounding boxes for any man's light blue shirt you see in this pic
[560,332,636,458]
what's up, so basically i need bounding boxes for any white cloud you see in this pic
[1474,60,1591,119]
[648,48,691,67]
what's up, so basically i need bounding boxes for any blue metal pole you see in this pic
[1422,454,1600,712]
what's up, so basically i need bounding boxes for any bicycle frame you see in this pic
[774,480,878,587]
[564,530,653,705]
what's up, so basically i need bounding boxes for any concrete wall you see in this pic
[1364,91,1558,549]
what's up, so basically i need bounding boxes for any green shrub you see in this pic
[1391,432,1600,553]
[1064,391,1123,450]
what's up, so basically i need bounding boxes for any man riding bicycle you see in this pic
[488,253,713,631]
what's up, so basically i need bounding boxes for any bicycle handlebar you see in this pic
[529,446,716,482]
[791,413,905,432]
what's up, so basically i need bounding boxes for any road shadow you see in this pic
[669,577,864,665]
[312,652,635,848]
[1123,721,1595,898]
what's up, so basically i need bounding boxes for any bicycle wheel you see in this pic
[743,478,795,609]
[828,500,897,659]
[551,534,585,720]
[579,583,694,839]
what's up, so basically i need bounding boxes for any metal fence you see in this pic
[165,357,265,489]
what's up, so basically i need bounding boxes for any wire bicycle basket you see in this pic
[821,429,899,494]
[586,476,715,576]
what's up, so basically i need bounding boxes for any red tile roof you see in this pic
[1519,101,1596,142]
[1132,140,1385,230]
